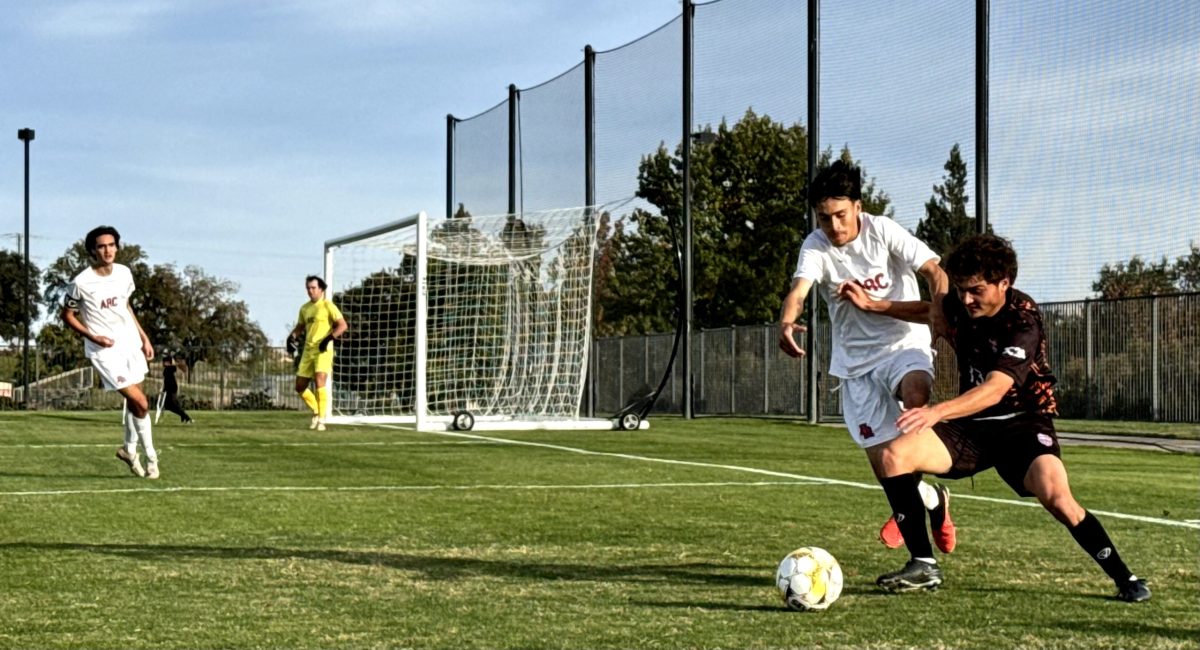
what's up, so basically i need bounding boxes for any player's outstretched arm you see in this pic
[896,371,1014,434]
[777,277,811,358]
[836,281,931,323]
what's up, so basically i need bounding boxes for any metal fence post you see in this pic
[1152,296,1160,422]
[1085,299,1094,419]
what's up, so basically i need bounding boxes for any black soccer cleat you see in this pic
[1115,578,1151,603]
[877,559,944,593]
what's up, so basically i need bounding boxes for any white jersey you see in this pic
[66,264,142,359]
[794,213,938,379]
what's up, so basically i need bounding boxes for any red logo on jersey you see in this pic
[859,423,875,439]
[100,297,119,308]
[861,273,890,291]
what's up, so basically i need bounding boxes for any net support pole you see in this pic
[584,44,597,418]
[446,114,457,220]
[975,0,989,234]
[415,211,429,430]
[681,0,695,419]
[508,84,519,217]
[805,0,820,424]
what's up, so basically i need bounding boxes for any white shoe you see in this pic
[316,421,326,432]
[146,460,160,480]
[309,414,320,430]
[116,448,146,478]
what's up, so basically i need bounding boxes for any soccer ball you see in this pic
[775,547,843,611]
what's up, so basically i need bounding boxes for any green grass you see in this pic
[0,412,1196,649]
[1055,419,1200,440]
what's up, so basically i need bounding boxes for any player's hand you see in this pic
[896,405,941,436]
[286,333,300,356]
[143,339,155,361]
[92,335,114,348]
[318,334,335,352]
[836,280,876,311]
[778,322,807,358]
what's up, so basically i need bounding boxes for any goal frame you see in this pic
[322,210,643,432]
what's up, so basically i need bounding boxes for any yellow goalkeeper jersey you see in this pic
[298,299,344,351]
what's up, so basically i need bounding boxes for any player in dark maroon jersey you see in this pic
[839,234,1150,602]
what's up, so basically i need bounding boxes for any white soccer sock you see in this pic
[123,410,139,455]
[918,481,939,510]
[133,415,157,462]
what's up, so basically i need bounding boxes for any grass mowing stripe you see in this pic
[0,479,822,497]
[0,440,497,449]
[387,424,1200,530]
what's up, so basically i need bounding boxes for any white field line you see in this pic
[3,425,1197,531]
[0,480,818,497]
[374,425,1200,531]
[0,441,497,449]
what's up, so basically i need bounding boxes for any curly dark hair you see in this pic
[945,234,1018,284]
[84,225,120,254]
[808,159,862,204]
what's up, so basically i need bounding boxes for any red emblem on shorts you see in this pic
[117,376,126,384]
[859,423,875,439]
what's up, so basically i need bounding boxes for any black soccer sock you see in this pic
[880,474,935,560]
[1068,511,1134,584]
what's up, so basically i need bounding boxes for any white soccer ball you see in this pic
[775,546,843,611]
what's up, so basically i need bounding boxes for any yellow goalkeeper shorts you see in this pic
[297,348,334,378]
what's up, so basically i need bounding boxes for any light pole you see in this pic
[17,128,34,406]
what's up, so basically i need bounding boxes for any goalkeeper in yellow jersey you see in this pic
[288,275,348,431]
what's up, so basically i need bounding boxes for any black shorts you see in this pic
[932,413,1061,497]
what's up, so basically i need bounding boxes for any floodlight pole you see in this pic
[17,128,35,407]
[976,0,989,234]
[805,0,819,424]
[681,0,695,419]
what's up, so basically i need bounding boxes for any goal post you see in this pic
[323,207,642,432]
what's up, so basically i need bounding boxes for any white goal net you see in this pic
[324,207,625,431]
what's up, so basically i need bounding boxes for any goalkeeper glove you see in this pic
[285,333,300,356]
[319,334,336,352]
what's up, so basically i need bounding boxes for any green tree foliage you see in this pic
[1172,242,1200,292]
[915,144,988,260]
[1092,255,1177,299]
[0,249,41,343]
[595,111,897,336]
[597,110,811,335]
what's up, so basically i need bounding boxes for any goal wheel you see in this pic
[618,413,641,431]
[452,411,475,431]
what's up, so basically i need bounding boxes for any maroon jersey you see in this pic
[942,287,1058,418]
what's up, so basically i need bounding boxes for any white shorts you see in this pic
[839,347,934,449]
[91,348,149,391]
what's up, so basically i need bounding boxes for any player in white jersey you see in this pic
[62,226,160,479]
[777,160,954,573]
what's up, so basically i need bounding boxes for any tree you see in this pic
[1173,242,1200,292]
[0,249,41,343]
[595,111,897,336]
[915,144,987,260]
[598,110,810,334]
[1092,256,1176,299]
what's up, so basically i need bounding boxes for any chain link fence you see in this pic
[594,293,1200,423]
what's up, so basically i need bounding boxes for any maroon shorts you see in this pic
[932,413,1060,497]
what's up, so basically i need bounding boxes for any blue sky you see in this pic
[3,0,1196,345]
[1,1,682,342]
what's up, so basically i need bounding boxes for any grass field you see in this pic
[0,412,1196,650]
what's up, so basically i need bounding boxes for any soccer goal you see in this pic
[323,207,642,432]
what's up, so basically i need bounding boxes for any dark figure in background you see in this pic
[160,356,193,424]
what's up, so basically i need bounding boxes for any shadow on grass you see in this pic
[0,541,765,587]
